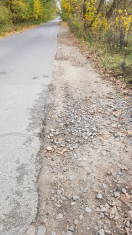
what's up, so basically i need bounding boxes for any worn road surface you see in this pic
[0,19,59,235]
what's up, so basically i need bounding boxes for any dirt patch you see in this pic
[35,24,132,235]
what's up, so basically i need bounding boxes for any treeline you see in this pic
[0,0,57,33]
[61,0,132,83]
[61,0,132,50]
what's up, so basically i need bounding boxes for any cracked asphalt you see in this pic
[0,18,59,235]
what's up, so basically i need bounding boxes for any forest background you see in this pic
[61,0,132,85]
[0,0,58,35]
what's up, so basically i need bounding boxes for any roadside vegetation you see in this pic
[0,0,58,36]
[61,0,132,86]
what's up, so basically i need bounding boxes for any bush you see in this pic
[0,6,12,32]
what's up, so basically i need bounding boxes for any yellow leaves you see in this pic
[118,10,123,15]
[33,0,44,20]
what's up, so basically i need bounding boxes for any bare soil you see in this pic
[35,24,132,235]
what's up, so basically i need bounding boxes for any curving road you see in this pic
[0,19,59,235]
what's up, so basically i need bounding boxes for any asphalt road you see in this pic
[0,19,59,235]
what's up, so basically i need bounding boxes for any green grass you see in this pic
[81,34,132,86]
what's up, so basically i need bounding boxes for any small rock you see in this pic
[114,192,120,198]
[55,132,60,136]
[126,220,130,228]
[61,196,66,200]
[69,176,73,181]
[118,171,123,175]
[98,229,105,235]
[105,230,111,234]
[97,221,102,228]
[128,211,132,222]
[57,190,62,195]
[83,189,87,193]
[85,207,91,213]
[79,215,82,220]
[122,188,126,194]
[102,151,106,156]
[73,196,80,201]
[37,226,46,235]
[51,233,56,235]
[102,184,106,189]
[97,194,102,199]
[74,220,78,225]
[69,226,74,232]
[56,213,63,220]
[67,231,72,235]
[114,133,118,138]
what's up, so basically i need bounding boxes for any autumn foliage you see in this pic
[61,0,132,50]
[0,0,57,33]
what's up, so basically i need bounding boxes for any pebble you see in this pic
[74,220,78,225]
[97,194,102,199]
[102,151,106,156]
[114,133,118,138]
[37,226,46,235]
[114,192,120,197]
[105,230,111,234]
[56,213,63,220]
[69,226,74,231]
[85,207,91,213]
[79,215,82,220]
[98,229,105,235]
[118,171,123,175]
[97,221,102,228]
[102,184,106,189]
[57,190,62,195]
[83,158,87,161]
[51,233,56,235]
[69,176,73,181]
[122,188,126,194]
[83,189,87,193]
[126,220,130,228]
[73,196,80,201]
[67,231,72,235]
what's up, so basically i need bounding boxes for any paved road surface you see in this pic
[0,19,59,235]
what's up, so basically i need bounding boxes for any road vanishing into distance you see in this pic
[0,19,59,235]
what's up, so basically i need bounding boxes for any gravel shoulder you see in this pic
[33,24,132,235]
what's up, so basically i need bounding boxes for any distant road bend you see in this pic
[0,19,59,235]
